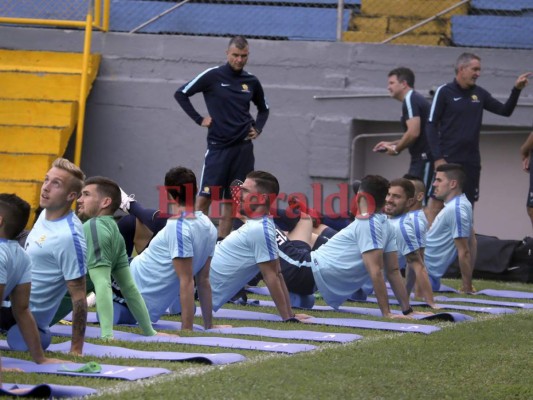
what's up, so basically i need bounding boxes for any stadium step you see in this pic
[0,125,72,155]
[0,49,100,214]
[0,99,78,128]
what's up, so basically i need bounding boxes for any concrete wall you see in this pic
[1,26,532,239]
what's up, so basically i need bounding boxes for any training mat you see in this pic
[474,289,533,299]
[94,315,360,344]
[433,296,533,309]
[1,383,97,398]
[46,341,245,365]
[149,319,360,343]
[202,308,440,334]
[1,356,170,381]
[255,300,474,322]
[246,286,271,296]
[352,297,513,314]
[206,327,362,343]
[50,325,316,354]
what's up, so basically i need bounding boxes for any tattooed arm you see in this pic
[65,276,87,355]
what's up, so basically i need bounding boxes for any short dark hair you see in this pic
[436,163,467,190]
[246,171,279,197]
[388,67,415,88]
[229,35,248,50]
[389,178,415,200]
[359,175,390,210]
[403,174,426,196]
[84,176,122,213]
[164,167,198,206]
[0,193,31,239]
[455,52,480,74]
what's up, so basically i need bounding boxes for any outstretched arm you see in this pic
[484,73,530,116]
[9,283,47,363]
[173,257,195,331]
[259,259,294,320]
[454,237,474,293]
[65,276,87,355]
[383,251,412,315]
[196,257,213,330]
[404,250,437,308]
[362,249,394,318]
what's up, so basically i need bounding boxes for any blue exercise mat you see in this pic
[255,300,475,322]
[357,297,513,315]
[1,383,97,398]
[474,289,533,299]
[246,286,271,296]
[69,312,359,343]
[46,340,245,365]
[200,308,440,334]
[434,296,533,309]
[145,319,361,343]
[0,356,170,381]
[50,325,316,354]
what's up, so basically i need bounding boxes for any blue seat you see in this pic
[471,0,533,12]
[110,1,351,41]
[452,15,533,49]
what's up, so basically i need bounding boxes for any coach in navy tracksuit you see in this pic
[175,36,269,238]
[426,52,530,211]
[374,67,433,202]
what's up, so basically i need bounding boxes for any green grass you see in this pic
[2,278,533,399]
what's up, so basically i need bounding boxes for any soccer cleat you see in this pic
[119,187,135,213]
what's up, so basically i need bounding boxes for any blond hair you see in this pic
[52,158,86,194]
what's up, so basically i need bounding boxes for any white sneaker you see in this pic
[86,292,96,307]
[120,188,135,213]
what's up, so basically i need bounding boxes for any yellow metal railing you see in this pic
[0,0,110,166]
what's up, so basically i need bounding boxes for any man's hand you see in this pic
[515,72,532,90]
[246,127,260,140]
[373,141,398,155]
[523,155,530,172]
[201,116,212,127]
[294,313,313,320]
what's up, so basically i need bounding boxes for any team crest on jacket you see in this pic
[470,95,479,103]
[241,84,249,92]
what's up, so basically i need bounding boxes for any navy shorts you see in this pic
[408,158,433,202]
[279,240,315,295]
[312,227,337,251]
[199,141,254,200]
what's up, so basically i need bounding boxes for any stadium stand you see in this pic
[452,0,533,49]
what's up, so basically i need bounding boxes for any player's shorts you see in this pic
[312,227,338,251]
[408,157,433,202]
[279,240,315,295]
[199,141,254,200]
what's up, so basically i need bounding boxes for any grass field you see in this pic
[2,278,533,399]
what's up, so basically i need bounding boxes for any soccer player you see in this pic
[210,171,304,321]
[0,193,64,363]
[425,164,475,293]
